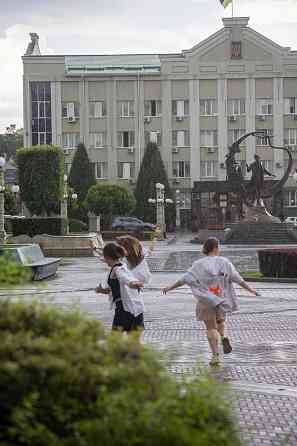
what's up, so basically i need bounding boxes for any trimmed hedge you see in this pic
[69,218,88,233]
[258,249,297,278]
[0,299,241,446]
[11,217,67,237]
[17,145,63,216]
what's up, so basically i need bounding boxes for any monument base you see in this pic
[242,204,280,224]
[225,222,297,245]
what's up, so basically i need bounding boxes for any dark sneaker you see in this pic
[222,337,232,354]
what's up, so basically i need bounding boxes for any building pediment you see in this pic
[182,18,292,65]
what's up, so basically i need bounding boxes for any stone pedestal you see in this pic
[242,204,280,224]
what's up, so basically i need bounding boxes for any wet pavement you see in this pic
[1,240,297,445]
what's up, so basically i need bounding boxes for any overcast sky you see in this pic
[1,0,297,133]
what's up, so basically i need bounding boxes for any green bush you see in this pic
[0,256,30,287]
[4,190,17,215]
[69,218,88,233]
[17,145,63,216]
[11,217,67,237]
[85,183,136,228]
[0,300,240,446]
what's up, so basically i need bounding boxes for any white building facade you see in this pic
[23,17,297,218]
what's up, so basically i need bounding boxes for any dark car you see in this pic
[112,217,156,232]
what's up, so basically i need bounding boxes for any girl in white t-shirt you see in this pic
[116,235,152,285]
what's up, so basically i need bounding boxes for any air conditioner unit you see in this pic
[63,148,72,155]
[207,147,215,154]
[128,146,134,153]
[172,147,179,154]
[220,162,226,169]
[276,162,282,169]
[173,179,180,184]
[176,116,184,121]
[144,116,151,123]
[229,115,237,122]
[67,116,76,123]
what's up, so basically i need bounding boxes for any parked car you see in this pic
[285,216,297,226]
[112,217,156,232]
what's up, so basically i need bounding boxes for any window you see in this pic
[89,101,106,118]
[256,99,273,116]
[96,162,108,179]
[200,99,217,116]
[172,100,189,117]
[144,100,162,117]
[256,129,273,145]
[227,99,245,116]
[287,190,297,207]
[228,129,246,145]
[31,81,52,146]
[62,102,80,118]
[118,162,135,179]
[118,101,135,117]
[177,191,192,209]
[117,131,135,148]
[200,130,218,147]
[284,128,297,146]
[144,131,162,146]
[63,133,80,149]
[284,98,297,115]
[172,130,190,147]
[90,132,106,148]
[200,161,218,178]
[172,161,190,178]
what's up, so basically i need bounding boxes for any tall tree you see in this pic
[68,143,96,203]
[134,142,175,224]
[0,126,23,159]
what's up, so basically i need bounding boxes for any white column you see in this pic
[273,77,284,179]
[107,79,118,181]
[79,78,86,145]
[161,80,172,179]
[217,78,228,180]
[51,81,62,147]
[189,79,200,184]
[84,80,90,149]
[23,77,31,147]
[134,75,144,177]
[246,78,256,165]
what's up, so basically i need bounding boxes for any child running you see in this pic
[95,242,145,333]
[162,237,259,366]
[116,235,152,285]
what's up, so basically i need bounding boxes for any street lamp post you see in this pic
[0,156,6,244]
[148,183,173,239]
[11,184,20,215]
[61,174,69,235]
[61,174,78,235]
[175,189,181,232]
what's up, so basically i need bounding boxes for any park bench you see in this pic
[0,244,61,281]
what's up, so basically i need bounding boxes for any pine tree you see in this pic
[134,142,175,224]
[68,143,96,203]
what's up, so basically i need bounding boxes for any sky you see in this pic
[1,0,297,133]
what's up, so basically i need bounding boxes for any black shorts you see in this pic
[112,301,144,332]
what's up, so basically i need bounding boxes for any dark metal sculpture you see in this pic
[226,131,293,206]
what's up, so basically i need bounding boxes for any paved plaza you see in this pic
[1,239,297,445]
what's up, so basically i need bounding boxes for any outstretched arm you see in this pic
[162,278,186,294]
[239,281,260,296]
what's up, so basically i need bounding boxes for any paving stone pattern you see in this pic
[1,242,297,445]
